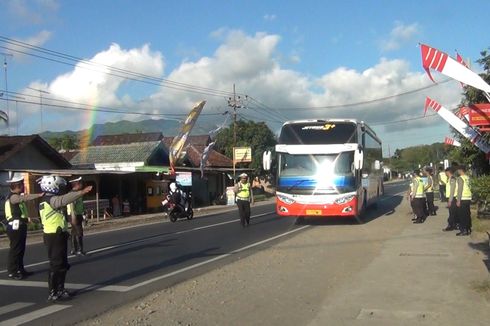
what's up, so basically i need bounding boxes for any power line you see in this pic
[0,36,243,98]
[249,79,453,111]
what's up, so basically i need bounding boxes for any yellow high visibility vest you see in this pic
[460,175,472,200]
[446,177,458,199]
[414,177,425,198]
[39,200,68,234]
[438,172,448,185]
[4,194,28,222]
[426,175,433,193]
[236,182,251,201]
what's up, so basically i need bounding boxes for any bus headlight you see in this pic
[277,194,295,205]
[334,195,355,205]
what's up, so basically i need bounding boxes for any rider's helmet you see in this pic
[169,182,177,192]
[38,175,67,194]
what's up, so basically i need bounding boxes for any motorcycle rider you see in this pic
[168,182,185,213]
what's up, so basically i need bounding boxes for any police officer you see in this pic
[443,167,459,232]
[67,177,86,256]
[423,168,436,216]
[456,165,472,236]
[4,173,44,280]
[234,173,254,227]
[37,175,92,302]
[438,166,448,202]
[411,170,426,223]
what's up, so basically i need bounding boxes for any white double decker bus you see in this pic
[275,119,383,221]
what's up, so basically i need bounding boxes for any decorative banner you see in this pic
[208,113,230,141]
[0,110,7,123]
[466,103,490,127]
[456,106,470,121]
[456,52,469,88]
[421,44,490,100]
[169,101,206,173]
[444,136,461,147]
[200,141,216,178]
[425,97,490,154]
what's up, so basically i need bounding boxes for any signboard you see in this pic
[226,186,235,206]
[176,171,192,186]
[233,147,252,163]
[467,103,490,127]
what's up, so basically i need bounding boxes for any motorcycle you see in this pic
[162,191,194,222]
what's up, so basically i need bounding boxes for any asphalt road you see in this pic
[0,181,408,325]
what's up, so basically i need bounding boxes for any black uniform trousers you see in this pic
[425,192,435,215]
[412,197,426,220]
[6,222,27,274]
[70,215,84,237]
[457,200,472,231]
[236,199,251,226]
[439,186,447,202]
[44,230,70,273]
[447,199,459,228]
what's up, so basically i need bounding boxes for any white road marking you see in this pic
[0,279,130,292]
[125,225,310,291]
[0,302,34,316]
[0,305,71,326]
[0,211,275,274]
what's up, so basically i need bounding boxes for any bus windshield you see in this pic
[277,152,356,194]
[278,122,357,145]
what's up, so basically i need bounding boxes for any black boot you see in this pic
[56,271,73,300]
[47,272,59,303]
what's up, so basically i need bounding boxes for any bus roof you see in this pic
[281,119,378,136]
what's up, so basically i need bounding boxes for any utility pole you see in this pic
[227,84,245,177]
[27,87,50,133]
[1,52,13,135]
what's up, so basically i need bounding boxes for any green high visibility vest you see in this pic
[236,182,251,201]
[67,197,84,215]
[4,193,28,222]
[414,177,425,198]
[39,199,68,234]
[460,175,472,200]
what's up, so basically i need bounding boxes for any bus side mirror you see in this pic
[263,151,272,171]
[354,149,363,170]
[374,160,381,170]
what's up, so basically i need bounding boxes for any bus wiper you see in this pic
[287,179,309,191]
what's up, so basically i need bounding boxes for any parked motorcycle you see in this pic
[162,191,194,222]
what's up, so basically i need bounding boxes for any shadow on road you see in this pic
[468,236,490,273]
[295,195,404,226]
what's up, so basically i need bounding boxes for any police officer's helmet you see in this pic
[169,182,177,192]
[38,175,67,194]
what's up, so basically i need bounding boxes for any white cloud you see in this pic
[263,14,277,21]
[380,21,420,51]
[17,30,461,151]
[7,0,59,25]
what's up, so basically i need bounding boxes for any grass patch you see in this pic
[471,206,490,233]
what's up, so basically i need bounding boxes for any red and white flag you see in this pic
[455,52,468,87]
[424,97,490,154]
[444,136,461,147]
[421,44,490,99]
[457,106,470,121]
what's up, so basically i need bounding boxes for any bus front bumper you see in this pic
[276,196,358,217]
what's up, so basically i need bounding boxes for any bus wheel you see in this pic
[354,215,363,224]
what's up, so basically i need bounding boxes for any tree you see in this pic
[451,47,490,175]
[215,120,277,175]
[47,134,80,151]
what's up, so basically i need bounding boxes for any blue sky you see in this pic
[0,0,489,155]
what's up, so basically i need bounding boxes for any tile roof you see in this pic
[70,141,163,165]
[92,132,163,146]
[0,135,71,168]
[162,135,211,148]
[185,144,232,168]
